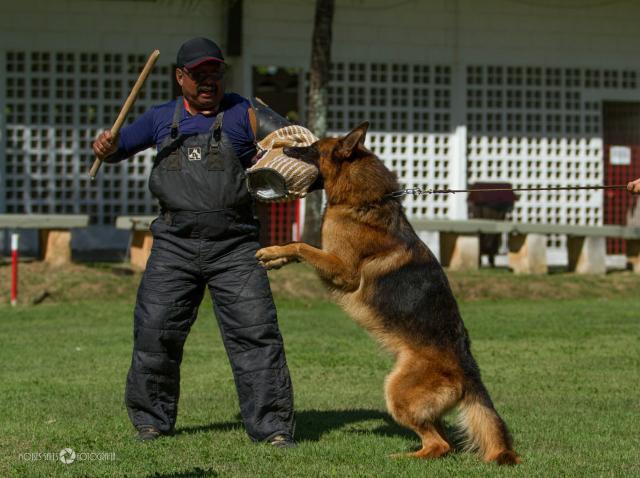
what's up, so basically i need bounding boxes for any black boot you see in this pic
[268,434,297,449]
[136,426,163,441]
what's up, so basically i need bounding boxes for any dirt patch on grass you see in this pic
[0,261,140,306]
[447,268,640,301]
[1,261,638,306]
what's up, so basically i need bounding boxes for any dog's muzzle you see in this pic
[246,125,320,202]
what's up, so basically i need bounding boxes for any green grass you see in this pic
[1,296,639,477]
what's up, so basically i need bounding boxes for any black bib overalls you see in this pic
[124,98,294,441]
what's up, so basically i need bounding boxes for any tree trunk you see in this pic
[302,0,334,247]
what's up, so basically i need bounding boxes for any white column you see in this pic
[449,124,468,220]
[448,0,467,220]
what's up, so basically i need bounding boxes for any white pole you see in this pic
[297,196,306,239]
[11,233,19,306]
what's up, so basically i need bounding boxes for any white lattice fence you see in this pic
[4,51,172,224]
[363,132,452,219]
[324,62,453,219]
[8,53,639,236]
[465,65,638,247]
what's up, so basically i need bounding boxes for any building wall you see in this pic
[245,0,640,243]
[0,0,225,54]
[246,0,640,69]
[2,0,640,245]
[0,0,226,224]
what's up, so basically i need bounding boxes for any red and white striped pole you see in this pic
[11,233,19,307]
[296,198,305,241]
[293,200,303,241]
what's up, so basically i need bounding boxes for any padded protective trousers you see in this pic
[124,220,294,441]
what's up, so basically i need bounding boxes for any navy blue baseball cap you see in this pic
[177,37,225,69]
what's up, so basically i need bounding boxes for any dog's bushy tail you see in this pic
[456,382,520,465]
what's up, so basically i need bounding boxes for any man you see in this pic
[93,37,295,447]
[629,178,640,193]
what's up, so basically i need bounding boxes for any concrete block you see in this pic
[508,233,547,274]
[567,236,606,274]
[626,239,640,274]
[439,233,479,271]
[417,230,440,262]
[40,229,72,266]
[130,230,153,271]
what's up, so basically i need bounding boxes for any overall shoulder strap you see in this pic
[207,109,225,171]
[170,97,183,139]
[211,110,224,143]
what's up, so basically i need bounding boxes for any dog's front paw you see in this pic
[256,246,284,261]
[260,257,292,270]
[256,246,294,270]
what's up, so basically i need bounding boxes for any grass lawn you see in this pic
[1,293,639,477]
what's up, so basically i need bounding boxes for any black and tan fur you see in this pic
[256,123,520,464]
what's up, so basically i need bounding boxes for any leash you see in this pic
[386,184,631,198]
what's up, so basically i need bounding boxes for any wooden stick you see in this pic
[89,49,160,180]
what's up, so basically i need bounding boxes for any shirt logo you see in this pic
[187,147,202,161]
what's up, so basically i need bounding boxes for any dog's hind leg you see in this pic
[433,419,454,448]
[384,348,463,459]
[457,381,520,465]
[388,422,450,459]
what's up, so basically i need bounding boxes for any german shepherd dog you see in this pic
[256,123,520,465]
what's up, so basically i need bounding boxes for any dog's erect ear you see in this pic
[336,122,369,158]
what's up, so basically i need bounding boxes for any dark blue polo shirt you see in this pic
[110,93,256,167]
